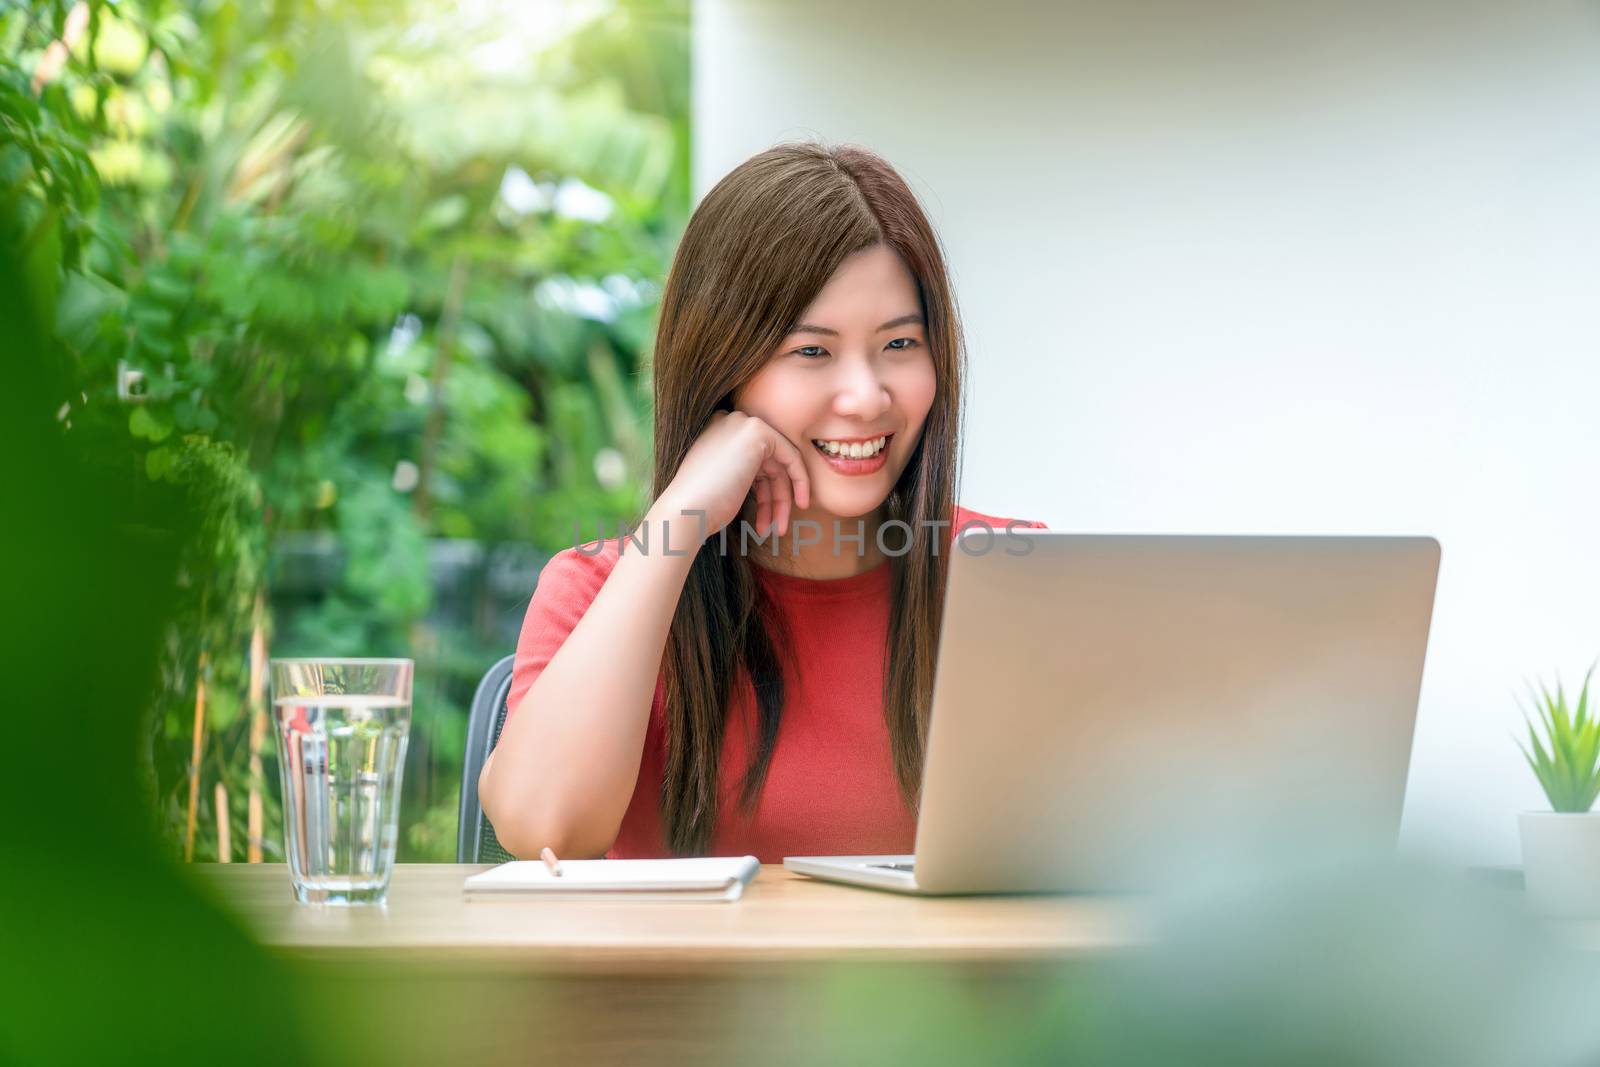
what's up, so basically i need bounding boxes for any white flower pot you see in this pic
[1518,811,1600,917]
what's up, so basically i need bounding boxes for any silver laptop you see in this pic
[784,531,1441,894]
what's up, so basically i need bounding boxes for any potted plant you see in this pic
[1517,662,1600,916]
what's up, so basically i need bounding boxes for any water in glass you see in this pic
[271,660,411,905]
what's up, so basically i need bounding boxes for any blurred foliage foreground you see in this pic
[3,0,686,862]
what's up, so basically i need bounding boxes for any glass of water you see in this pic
[269,658,413,905]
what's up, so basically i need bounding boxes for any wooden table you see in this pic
[196,863,1600,973]
[196,862,1149,970]
[191,864,1600,1063]
[192,863,1149,1063]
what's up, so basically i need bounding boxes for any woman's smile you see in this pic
[810,432,893,475]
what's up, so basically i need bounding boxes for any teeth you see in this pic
[812,435,887,459]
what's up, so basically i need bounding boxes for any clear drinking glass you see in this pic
[269,658,413,905]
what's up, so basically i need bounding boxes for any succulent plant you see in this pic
[1517,662,1600,813]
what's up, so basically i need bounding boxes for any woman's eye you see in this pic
[790,339,918,359]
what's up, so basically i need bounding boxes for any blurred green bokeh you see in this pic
[3,0,687,865]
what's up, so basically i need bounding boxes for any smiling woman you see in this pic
[478,142,1045,860]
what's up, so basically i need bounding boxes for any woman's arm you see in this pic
[479,501,695,859]
[479,411,811,858]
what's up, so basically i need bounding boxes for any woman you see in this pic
[480,142,1045,861]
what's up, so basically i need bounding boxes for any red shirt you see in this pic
[506,504,1047,861]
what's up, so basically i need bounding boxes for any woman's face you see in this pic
[732,243,938,521]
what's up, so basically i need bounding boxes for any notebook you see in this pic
[462,855,762,903]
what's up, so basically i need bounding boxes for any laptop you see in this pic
[784,531,1441,894]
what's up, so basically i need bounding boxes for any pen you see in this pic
[540,846,563,877]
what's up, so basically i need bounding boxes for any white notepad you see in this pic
[463,855,761,902]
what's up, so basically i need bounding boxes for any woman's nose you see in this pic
[832,355,891,418]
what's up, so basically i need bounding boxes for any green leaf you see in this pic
[55,270,126,353]
[21,204,63,336]
[1520,667,1600,813]
[128,405,173,442]
[417,195,468,234]
[207,687,242,731]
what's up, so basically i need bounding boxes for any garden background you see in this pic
[3,0,686,863]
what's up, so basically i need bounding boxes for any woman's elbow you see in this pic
[493,817,614,861]
[479,774,615,859]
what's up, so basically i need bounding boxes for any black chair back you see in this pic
[456,654,516,864]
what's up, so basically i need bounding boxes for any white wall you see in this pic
[693,0,1600,865]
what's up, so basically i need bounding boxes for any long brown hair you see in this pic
[650,142,964,855]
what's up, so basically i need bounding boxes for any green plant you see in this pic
[6,0,685,863]
[1517,662,1600,813]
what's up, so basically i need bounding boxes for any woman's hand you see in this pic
[654,410,812,540]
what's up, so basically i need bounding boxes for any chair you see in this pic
[456,654,517,863]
